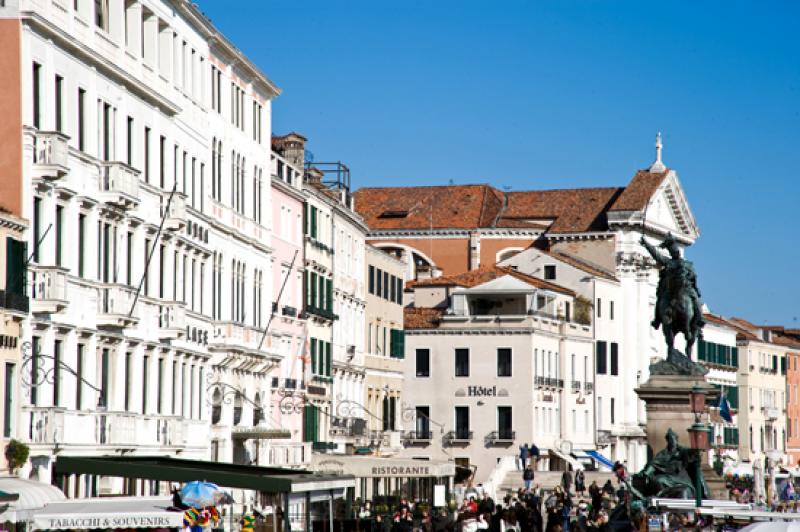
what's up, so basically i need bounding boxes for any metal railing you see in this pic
[402,430,433,442]
[486,430,515,444]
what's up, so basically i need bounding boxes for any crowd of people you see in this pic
[352,464,634,531]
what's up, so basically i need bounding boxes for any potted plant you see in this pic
[5,439,29,475]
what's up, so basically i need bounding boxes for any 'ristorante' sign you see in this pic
[372,465,430,476]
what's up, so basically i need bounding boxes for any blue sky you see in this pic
[200,1,800,326]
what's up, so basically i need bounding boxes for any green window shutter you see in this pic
[326,342,332,377]
[310,207,317,239]
[310,272,317,309]
[310,338,317,375]
[781,356,787,375]
[319,276,325,311]
[326,278,333,312]
[303,271,308,307]
[6,237,27,296]
[389,330,396,358]
[303,203,308,235]
[732,347,738,368]
[398,330,405,359]
[313,406,319,443]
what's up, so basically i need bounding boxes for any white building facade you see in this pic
[0,0,303,496]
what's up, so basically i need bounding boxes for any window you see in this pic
[544,265,556,280]
[498,406,513,440]
[32,62,41,129]
[396,277,404,305]
[610,301,614,320]
[144,127,151,182]
[76,344,84,409]
[126,116,134,166]
[455,406,470,439]
[610,342,619,375]
[99,348,109,408]
[596,341,607,374]
[95,0,109,31]
[124,352,132,411]
[368,265,375,294]
[376,267,382,295]
[159,136,166,188]
[55,75,63,132]
[125,231,133,285]
[77,88,86,151]
[416,406,431,439]
[497,348,512,377]
[416,349,430,377]
[142,355,149,414]
[3,363,14,438]
[597,397,603,429]
[455,348,469,377]
[596,298,602,318]
[53,340,62,406]
[611,397,616,425]
[55,205,63,266]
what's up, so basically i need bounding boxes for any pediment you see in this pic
[643,171,700,242]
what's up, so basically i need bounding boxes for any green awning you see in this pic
[54,456,354,494]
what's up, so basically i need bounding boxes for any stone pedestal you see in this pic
[635,372,729,498]
[635,373,719,460]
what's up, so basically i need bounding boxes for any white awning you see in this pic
[548,448,583,471]
[30,496,184,531]
[310,455,455,479]
[0,477,66,523]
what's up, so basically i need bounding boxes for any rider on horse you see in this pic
[640,233,705,340]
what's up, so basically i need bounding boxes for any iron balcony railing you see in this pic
[486,430,515,444]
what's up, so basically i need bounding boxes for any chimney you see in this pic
[272,132,307,169]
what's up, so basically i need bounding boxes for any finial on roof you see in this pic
[649,132,666,173]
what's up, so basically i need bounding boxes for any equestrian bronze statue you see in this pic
[640,233,705,357]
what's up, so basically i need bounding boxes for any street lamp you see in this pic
[687,385,712,509]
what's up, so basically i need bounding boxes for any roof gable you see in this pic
[459,274,536,293]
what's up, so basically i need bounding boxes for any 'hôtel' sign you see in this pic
[455,386,509,398]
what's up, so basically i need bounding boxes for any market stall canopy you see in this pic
[30,496,183,531]
[0,477,65,523]
[310,454,455,479]
[54,456,354,494]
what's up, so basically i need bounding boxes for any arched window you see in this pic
[253,392,263,426]
[233,392,243,426]
[211,387,222,425]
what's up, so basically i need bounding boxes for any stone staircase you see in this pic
[498,469,617,497]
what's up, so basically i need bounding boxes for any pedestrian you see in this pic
[561,467,573,496]
[523,465,535,491]
[519,444,530,470]
[530,443,541,467]
[574,468,585,497]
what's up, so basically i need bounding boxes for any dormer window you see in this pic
[544,265,556,280]
[378,210,408,219]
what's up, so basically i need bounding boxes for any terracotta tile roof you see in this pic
[608,170,669,212]
[772,334,800,350]
[500,187,624,233]
[352,185,501,230]
[354,170,665,234]
[409,265,574,296]
[404,307,444,329]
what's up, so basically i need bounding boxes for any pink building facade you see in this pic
[267,147,309,465]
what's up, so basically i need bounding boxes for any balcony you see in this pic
[26,407,203,449]
[763,407,780,420]
[99,161,140,208]
[534,376,546,387]
[402,430,433,445]
[485,430,516,445]
[0,289,29,314]
[32,131,69,180]
[158,302,186,340]
[29,266,68,314]
[305,305,338,321]
[585,382,594,394]
[443,430,473,445]
[163,192,186,231]
[97,285,139,328]
[572,380,582,392]
[281,305,298,318]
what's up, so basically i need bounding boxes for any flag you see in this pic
[719,390,733,423]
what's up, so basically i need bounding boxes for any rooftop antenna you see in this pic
[649,132,666,173]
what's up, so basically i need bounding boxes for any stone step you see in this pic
[498,470,617,494]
